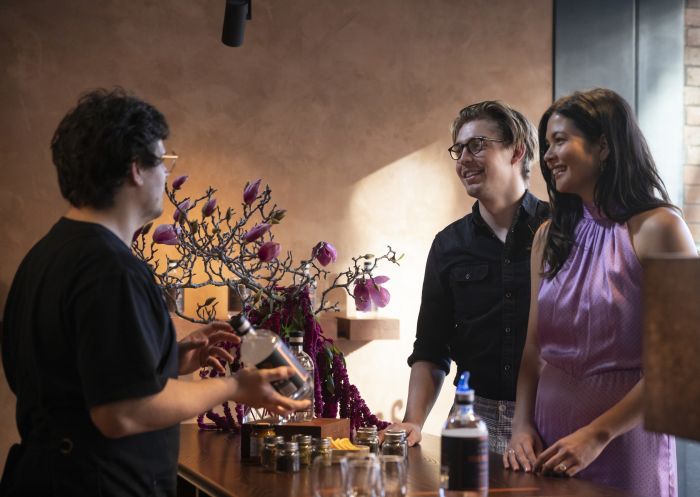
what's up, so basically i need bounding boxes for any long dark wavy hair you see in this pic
[539,88,674,278]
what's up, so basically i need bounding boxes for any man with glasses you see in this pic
[384,101,548,454]
[1,89,308,496]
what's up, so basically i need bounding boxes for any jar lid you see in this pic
[357,426,378,434]
[385,428,407,438]
[384,431,405,442]
[285,442,299,451]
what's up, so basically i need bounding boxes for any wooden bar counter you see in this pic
[177,424,634,497]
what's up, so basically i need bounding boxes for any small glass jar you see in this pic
[249,423,275,463]
[355,426,379,454]
[297,435,313,467]
[313,437,332,465]
[381,429,408,460]
[276,441,301,473]
[262,435,284,471]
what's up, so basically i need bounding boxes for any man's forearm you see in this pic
[403,361,446,426]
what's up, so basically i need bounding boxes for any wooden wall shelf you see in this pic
[336,316,400,341]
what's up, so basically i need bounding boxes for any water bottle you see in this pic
[439,372,488,497]
[229,314,312,400]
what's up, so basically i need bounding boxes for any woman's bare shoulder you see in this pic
[628,207,696,257]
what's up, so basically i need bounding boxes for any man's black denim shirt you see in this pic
[407,191,549,401]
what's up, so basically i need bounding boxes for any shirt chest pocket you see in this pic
[449,264,500,321]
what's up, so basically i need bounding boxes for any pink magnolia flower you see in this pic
[258,241,281,262]
[172,175,188,190]
[201,198,217,217]
[243,179,261,205]
[153,224,181,245]
[353,276,390,311]
[312,241,337,266]
[243,223,271,243]
[173,200,191,223]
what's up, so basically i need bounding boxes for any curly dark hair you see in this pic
[51,88,169,209]
[451,101,537,182]
[539,88,674,278]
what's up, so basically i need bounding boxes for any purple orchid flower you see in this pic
[312,241,337,266]
[258,241,281,262]
[243,223,271,243]
[353,275,391,311]
[173,200,191,223]
[153,224,181,245]
[201,198,217,217]
[172,175,188,190]
[243,179,261,205]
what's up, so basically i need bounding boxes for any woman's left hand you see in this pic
[534,425,609,477]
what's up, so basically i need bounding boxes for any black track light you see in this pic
[222,0,252,47]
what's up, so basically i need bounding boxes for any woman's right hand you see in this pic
[503,423,543,472]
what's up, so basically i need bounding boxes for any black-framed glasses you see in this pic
[448,137,504,160]
[159,153,179,173]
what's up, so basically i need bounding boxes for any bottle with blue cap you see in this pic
[439,371,488,497]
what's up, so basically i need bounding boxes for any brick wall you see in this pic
[685,0,700,241]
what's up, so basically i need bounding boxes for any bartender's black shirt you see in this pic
[2,218,179,497]
[407,191,549,401]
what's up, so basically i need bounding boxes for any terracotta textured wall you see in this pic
[0,0,552,466]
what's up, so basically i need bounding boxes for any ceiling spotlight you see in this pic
[222,0,252,47]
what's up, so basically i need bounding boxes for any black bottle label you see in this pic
[256,343,309,398]
[441,434,488,490]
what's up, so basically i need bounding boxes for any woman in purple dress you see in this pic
[503,88,696,496]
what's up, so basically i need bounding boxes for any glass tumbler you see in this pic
[345,453,381,497]
[311,454,348,497]
[379,454,407,497]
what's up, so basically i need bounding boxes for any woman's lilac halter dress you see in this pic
[536,204,676,496]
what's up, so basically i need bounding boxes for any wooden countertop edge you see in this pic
[178,462,231,497]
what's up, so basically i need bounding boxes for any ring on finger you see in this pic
[508,448,515,455]
[556,463,567,472]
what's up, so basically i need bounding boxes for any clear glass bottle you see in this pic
[381,429,408,460]
[439,372,488,497]
[288,330,315,421]
[230,315,311,400]
[355,426,379,454]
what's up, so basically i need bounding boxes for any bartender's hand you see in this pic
[534,425,608,477]
[504,423,543,472]
[232,366,311,416]
[380,422,423,446]
[178,321,238,375]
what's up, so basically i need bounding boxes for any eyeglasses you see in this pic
[159,153,179,173]
[448,137,504,160]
